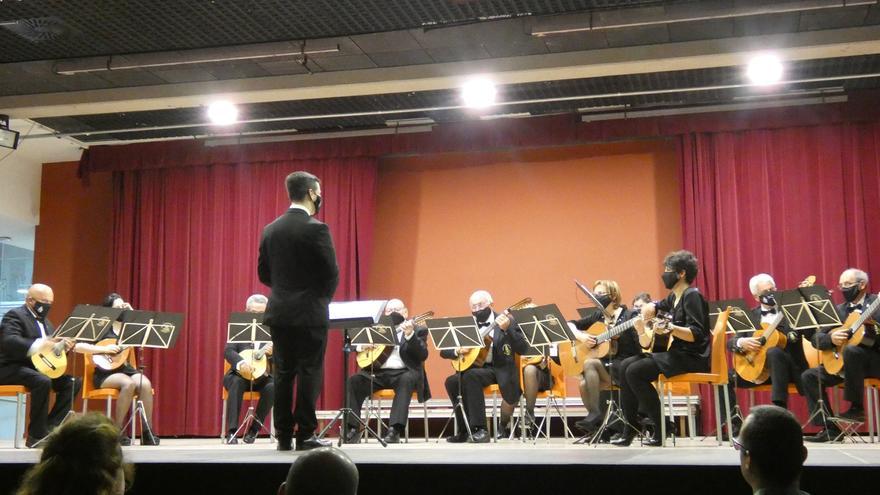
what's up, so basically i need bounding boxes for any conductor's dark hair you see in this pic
[102,293,123,307]
[663,250,699,283]
[740,405,804,488]
[285,171,320,202]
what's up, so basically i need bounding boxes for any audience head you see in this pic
[246,294,268,313]
[25,284,54,320]
[469,290,494,323]
[662,250,699,288]
[737,405,807,493]
[631,292,652,312]
[17,413,132,495]
[277,447,358,495]
[285,171,322,215]
[839,268,869,303]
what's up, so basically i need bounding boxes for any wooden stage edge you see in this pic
[1,437,878,467]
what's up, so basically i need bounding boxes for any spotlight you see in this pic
[461,78,497,109]
[207,101,239,125]
[746,54,783,86]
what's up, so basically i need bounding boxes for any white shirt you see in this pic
[477,311,496,364]
[380,329,414,370]
[289,203,310,214]
[26,307,48,357]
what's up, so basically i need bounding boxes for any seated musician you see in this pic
[443,290,529,443]
[723,274,813,436]
[615,250,711,446]
[803,268,880,442]
[79,293,159,446]
[631,292,652,313]
[344,298,430,444]
[223,294,275,444]
[0,284,82,447]
[561,280,643,436]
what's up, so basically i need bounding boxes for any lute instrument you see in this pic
[91,338,132,371]
[356,311,434,371]
[237,344,273,381]
[451,298,532,372]
[31,339,69,379]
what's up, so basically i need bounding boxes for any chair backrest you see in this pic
[709,307,731,383]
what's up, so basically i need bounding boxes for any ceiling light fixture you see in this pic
[461,77,497,109]
[746,54,784,86]
[207,101,239,126]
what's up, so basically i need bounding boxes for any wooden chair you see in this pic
[365,389,428,442]
[219,361,272,442]
[82,351,140,438]
[0,385,28,449]
[657,307,733,446]
[484,384,501,442]
[864,378,880,443]
[518,360,571,441]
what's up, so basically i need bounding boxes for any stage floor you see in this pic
[1,437,879,467]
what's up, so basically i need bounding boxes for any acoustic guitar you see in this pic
[237,344,273,381]
[557,314,646,376]
[91,338,132,371]
[356,311,434,371]
[31,339,69,379]
[820,293,880,375]
[451,298,532,372]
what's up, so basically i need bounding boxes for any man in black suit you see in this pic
[723,273,813,435]
[442,290,529,443]
[259,171,339,451]
[0,283,81,447]
[803,268,880,442]
[223,294,275,445]
[344,298,430,444]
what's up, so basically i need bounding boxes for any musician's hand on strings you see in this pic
[641,303,657,320]
[584,334,598,349]
[739,338,762,353]
[455,347,466,356]
[831,329,849,346]
[57,338,76,352]
[103,345,122,355]
[263,344,273,356]
[239,362,253,377]
[575,333,589,344]
[400,320,415,337]
[495,313,511,331]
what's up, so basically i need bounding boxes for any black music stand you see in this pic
[427,316,483,442]
[511,304,576,441]
[707,299,757,434]
[317,300,388,447]
[225,312,274,444]
[118,310,183,444]
[348,316,399,443]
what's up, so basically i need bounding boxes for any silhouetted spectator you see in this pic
[277,447,358,495]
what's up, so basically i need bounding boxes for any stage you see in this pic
[0,437,877,494]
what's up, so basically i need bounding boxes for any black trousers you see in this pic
[223,373,275,434]
[445,366,500,429]
[270,325,327,440]
[617,355,663,433]
[0,365,82,439]
[802,346,880,425]
[347,367,419,430]
[725,347,805,411]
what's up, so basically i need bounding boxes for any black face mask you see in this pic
[842,284,862,303]
[759,293,776,307]
[595,294,612,309]
[32,301,52,320]
[312,193,322,216]
[389,311,406,326]
[662,271,680,290]
[472,307,492,324]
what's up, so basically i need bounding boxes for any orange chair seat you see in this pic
[663,372,723,384]
[0,385,28,395]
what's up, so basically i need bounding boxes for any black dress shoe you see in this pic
[609,432,635,447]
[343,427,362,444]
[470,428,491,443]
[295,435,332,451]
[494,426,511,440]
[805,427,840,443]
[575,412,603,433]
[225,433,238,445]
[446,432,468,443]
[838,406,865,422]
[243,429,258,444]
[382,428,401,444]
[277,437,293,451]
[642,432,663,447]
[141,431,160,446]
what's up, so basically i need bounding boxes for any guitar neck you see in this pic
[595,318,637,344]
[764,312,786,334]
[850,294,880,329]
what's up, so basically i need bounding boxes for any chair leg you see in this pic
[562,396,569,439]
[748,389,755,409]
[723,384,733,447]
[423,401,429,442]
[491,391,498,443]
[713,385,722,446]
[666,387,676,446]
[14,392,24,449]
[873,386,880,443]
[867,386,875,444]
[686,395,695,439]
[106,397,112,417]
[221,398,227,442]
[82,397,88,415]
[658,379,667,447]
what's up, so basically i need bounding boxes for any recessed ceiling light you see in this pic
[746,54,784,86]
[461,78,497,109]
[207,101,239,125]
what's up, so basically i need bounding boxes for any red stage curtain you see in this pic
[110,157,377,436]
[679,121,880,431]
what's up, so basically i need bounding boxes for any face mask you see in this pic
[595,294,612,309]
[662,271,680,290]
[312,193,322,216]
[472,307,492,324]
[389,311,405,326]
[33,301,52,320]
[759,293,776,307]
[842,284,861,303]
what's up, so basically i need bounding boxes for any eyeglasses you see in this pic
[731,436,748,454]
[838,283,859,290]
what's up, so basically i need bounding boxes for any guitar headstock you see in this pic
[507,297,533,311]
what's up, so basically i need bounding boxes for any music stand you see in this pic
[317,300,388,447]
[349,316,400,444]
[118,310,183,444]
[575,280,612,318]
[709,299,758,335]
[510,304,576,442]
[427,316,483,442]
[224,312,273,444]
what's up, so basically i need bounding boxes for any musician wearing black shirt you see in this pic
[223,294,275,445]
[803,268,880,442]
[613,250,711,446]
[344,298,430,444]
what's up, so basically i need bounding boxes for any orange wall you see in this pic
[364,140,682,398]
[33,162,113,320]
